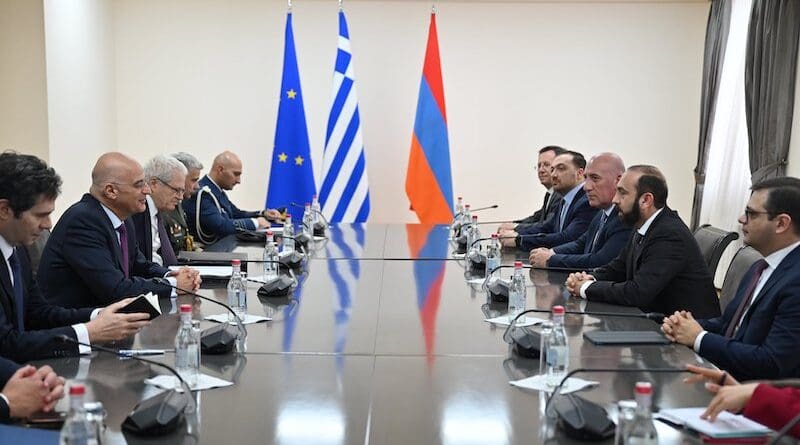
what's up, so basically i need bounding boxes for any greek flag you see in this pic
[319,10,370,223]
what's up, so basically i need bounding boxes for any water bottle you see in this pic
[262,230,279,279]
[60,384,98,445]
[546,305,569,387]
[175,304,200,387]
[508,261,527,320]
[538,320,554,376]
[468,215,481,251]
[615,400,637,445]
[311,194,321,226]
[282,215,295,253]
[461,204,472,226]
[625,382,658,444]
[227,259,246,323]
[485,233,501,277]
[302,202,314,237]
[455,196,464,218]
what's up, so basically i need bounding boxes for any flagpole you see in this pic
[288,0,292,12]
[338,0,343,11]
[431,4,436,14]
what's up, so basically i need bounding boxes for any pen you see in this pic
[717,371,727,386]
[118,349,166,356]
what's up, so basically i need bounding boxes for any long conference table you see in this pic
[25,224,741,444]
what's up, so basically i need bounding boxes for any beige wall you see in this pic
[788,48,800,178]
[107,0,709,223]
[0,0,49,161]
[31,0,711,222]
[44,0,117,215]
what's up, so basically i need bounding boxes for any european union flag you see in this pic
[266,12,316,222]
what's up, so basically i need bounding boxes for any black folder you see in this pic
[583,331,671,345]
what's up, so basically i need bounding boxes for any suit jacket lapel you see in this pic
[737,247,800,335]
[89,195,125,273]
[0,256,17,326]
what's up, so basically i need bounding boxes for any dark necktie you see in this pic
[587,212,609,254]
[156,213,178,266]
[540,192,552,216]
[558,200,568,232]
[8,249,25,331]
[724,259,769,338]
[117,224,130,278]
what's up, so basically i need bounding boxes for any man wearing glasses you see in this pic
[132,155,188,266]
[662,177,800,381]
[39,152,201,309]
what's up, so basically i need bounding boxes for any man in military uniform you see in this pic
[162,152,203,252]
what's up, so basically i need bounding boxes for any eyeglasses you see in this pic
[156,177,185,196]
[743,209,773,222]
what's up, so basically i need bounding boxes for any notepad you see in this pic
[119,292,161,320]
[657,407,772,439]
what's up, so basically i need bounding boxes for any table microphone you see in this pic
[501,309,666,359]
[289,202,330,236]
[57,335,194,436]
[543,366,689,441]
[483,264,534,299]
[453,204,499,220]
[153,279,247,355]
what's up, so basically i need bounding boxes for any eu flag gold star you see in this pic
[294,155,304,166]
[278,152,288,162]
[287,89,297,99]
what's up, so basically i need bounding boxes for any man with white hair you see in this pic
[132,155,188,266]
[162,152,203,252]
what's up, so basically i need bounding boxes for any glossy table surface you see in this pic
[28,224,750,444]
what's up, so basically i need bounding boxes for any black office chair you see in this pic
[719,246,763,312]
[693,224,739,278]
[25,228,50,278]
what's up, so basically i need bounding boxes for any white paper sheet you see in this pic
[509,374,598,394]
[169,265,231,278]
[145,373,233,392]
[204,313,271,324]
[484,315,547,327]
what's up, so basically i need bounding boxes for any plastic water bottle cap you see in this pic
[458,196,462,200]
[180,304,192,313]
[266,230,273,236]
[552,305,565,315]
[472,215,478,221]
[491,233,498,239]
[231,259,241,266]
[69,384,86,395]
[465,204,471,209]
[305,203,310,206]
[635,381,653,394]
[514,261,523,268]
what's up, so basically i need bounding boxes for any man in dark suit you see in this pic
[498,146,566,237]
[529,152,632,269]
[39,152,200,309]
[663,177,800,381]
[565,165,720,319]
[502,150,598,251]
[132,155,188,266]
[0,358,65,421]
[0,152,155,362]
[183,151,282,244]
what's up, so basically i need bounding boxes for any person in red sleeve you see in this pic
[685,364,800,438]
